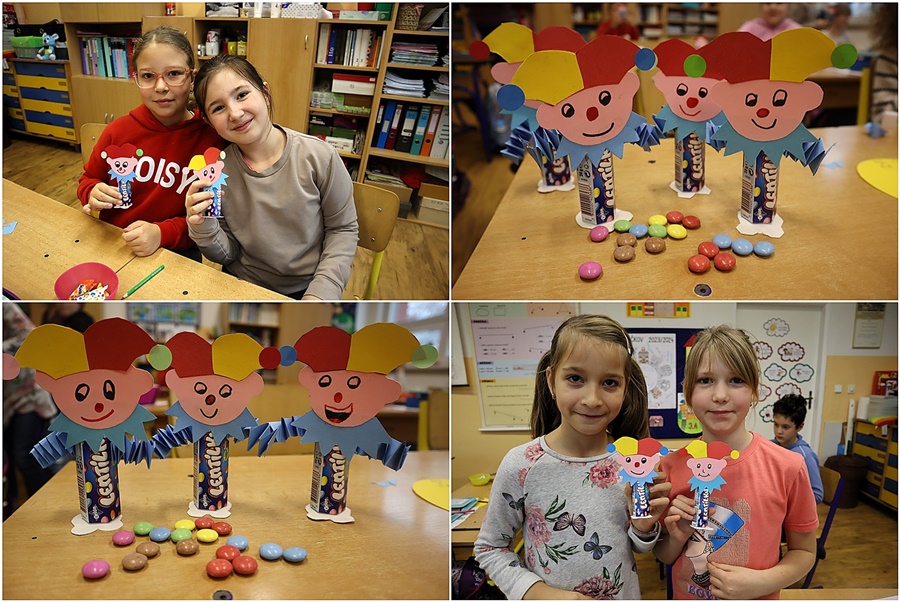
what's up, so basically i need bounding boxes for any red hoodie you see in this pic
[77,104,225,251]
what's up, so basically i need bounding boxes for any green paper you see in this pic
[411,345,438,368]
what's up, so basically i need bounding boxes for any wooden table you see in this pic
[453,126,898,300]
[451,482,491,561]
[2,180,288,300]
[780,588,897,599]
[3,452,449,600]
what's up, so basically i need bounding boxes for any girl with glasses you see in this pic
[77,26,223,259]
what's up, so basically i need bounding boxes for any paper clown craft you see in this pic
[2,318,158,535]
[102,144,143,209]
[651,38,727,198]
[691,29,857,237]
[148,332,263,518]
[498,35,660,228]
[246,323,438,524]
[682,440,739,531]
[189,147,228,219]
[501,124,575,193]
[608,437,669,519]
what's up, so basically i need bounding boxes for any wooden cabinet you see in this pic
[61,3,165,23]
[7,59,77,143]
[69,76,141,130]
[852,419,898,510]
[143,15,197,50]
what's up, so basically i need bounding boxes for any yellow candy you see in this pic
[648,214,667,226]
[667,224,688,239]
[174,519,196,532]
[196,528,219,543]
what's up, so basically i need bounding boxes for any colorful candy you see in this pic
[197,528,219,543]
[589,225,609,242]
[207,558,233,578]
[259,543,284,561]
[283,547,308,563]
[149,527,171,542]
[176,539,200,555]
[665,211,683,224]
[133,522,153,536]
[112,530,135,546]
[212,522,233,536]
[578,261,603,280]
[753,241,775,257]
[697,242,719,259]
[613,246,635,262]
[81,560,110,579]
[195,517,215,530]
[688,255,711,274]
[226,536,249,551]
[613,219,632,233]
[616,233,637,247]
[712,234,733,249]
[216,545,241,561]
[682,215,701,229]
[232,555,258,575]
[136,542,160,558]
[629,223,648,238]
[714,253,736,271]
[731,238,753,256]
[170,528,193,543]
[648,214,667,226]
[122,553,148,571]
[647,224,667,238]
[666,224,687,239]
[645,237,666,254]
[174,519,196,531]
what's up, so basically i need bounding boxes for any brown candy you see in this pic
[645,237,666,254]
[616,233,637,247]
[613,246,635,262]
[176,538,199,556]
[136,541,160,558]
[122,552,148,571]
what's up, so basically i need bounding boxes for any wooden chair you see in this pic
[417,388,449,451]
[802,466,846,589]
[352,181,399,300]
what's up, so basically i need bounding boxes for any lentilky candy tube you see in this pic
[691,487,713,531]
[675,132,706,194]
[577,153,616,226]
[631,481,652,519]
[308,443,350,519]
[205,186,224,219]
[740,151,778,225]
[116,179,133,210]
[75,439,122,528]
[542,155,573,189]
[194,432,229,513]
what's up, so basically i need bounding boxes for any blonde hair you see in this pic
[531,315,649,440]
[683,325,760,407]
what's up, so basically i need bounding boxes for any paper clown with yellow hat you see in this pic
[188,147,228,218]
[247,323,438,523]
[148,331,265,518]
[682,439,740,531]
[608,436,669,518]
[2,318,159,534]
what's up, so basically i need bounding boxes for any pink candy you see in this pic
[82,559,110,579]
[578,261,603,280]
[112,530,135,546]
[589,226,609,242]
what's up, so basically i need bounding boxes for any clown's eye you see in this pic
[625,456,632,463]
[772,89,787,107]
[598,91,611,106]
[122,161,129,169]
[698,87,708,98]
[707,463,713,469]
[676,83,689,96]
[347,376,361,390]
[561,103,575,118]
[745,93,758,107]
[641,457,647,464]
[115,161,122,168]
[318,375,332,387]
[209,167,216,176]
[103,379,116,401]
[75,383,90,402]
[219,384,233,398]
[194,382,208,395]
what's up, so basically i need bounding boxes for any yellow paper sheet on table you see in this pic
[857,158,898,198]
[413,478,450,511]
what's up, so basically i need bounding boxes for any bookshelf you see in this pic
[571,3,719,41]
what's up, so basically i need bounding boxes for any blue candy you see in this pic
[283,547,308,563]
[629,223,649,239]
[712,234,732,249]
[227,535,249,551]
[753,241,775,257]
[731,238,753,256]
[259,543,283,561]
[149,527,171,543]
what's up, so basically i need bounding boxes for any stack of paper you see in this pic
[383,70,426,98]
[451,497,482,529]
[365,165,406,186]
[390,41,439,66]
[429,73,449,100]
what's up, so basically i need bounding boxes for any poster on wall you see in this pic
[470,303,574,429]
[853,303,886,349]
[631,333,677,410]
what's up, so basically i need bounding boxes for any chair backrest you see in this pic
[80,123,106,166]
[352,181,400,254]
[801,466,845,588]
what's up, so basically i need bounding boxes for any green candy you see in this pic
[170,528,192,543]
[648,224,668,239]
[133,522,154,536]
[613,220,632,233]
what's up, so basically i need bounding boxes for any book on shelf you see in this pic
[384,100,405,150]
[419,105,442,156]
[409,104,431,155]
[429,106,450,159]
[228,303,279,326]
[78,33,138,79]
[332,72,376,96]
[394,104,419,153]
[318,24,383,68]
[376,100,397,148]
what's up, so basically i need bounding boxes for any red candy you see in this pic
[212,521,232,536]
[195,517,215,530]
[688,255,711,274]
[697,241,719,259]
[665,211,683,224]
[232,555,258,576]
[206,558,233,578]
[216,545,240,561]
[682,215,701,229]
[714,252,736,272]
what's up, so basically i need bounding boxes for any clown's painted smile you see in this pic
[679,105,701,117]
[583,122,615,138]
[325,403,353,424]
[82,409,115,423]
[751,118,777,130]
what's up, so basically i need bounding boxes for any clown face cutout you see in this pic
[709,79,823,142]
[36,367,154,431]
[192,157,225,186]
[536,72,640,146]
[686,455,729,482]
[102,145,140,178]
[614,450,662,481]
[166,370,263,426]
[653,73,723,123]
[298,366,402,428]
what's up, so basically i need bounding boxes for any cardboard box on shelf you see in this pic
[414,197,449,226]
[417,182,448,201]
[363,180,412,203]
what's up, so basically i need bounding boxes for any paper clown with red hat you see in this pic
[247,323,437,523]
[2,318,159,534]
[682,439,740,531]
[148,331,265,517]
[608,436,669,518]
[188,147,228,218]
[101,143,143,209]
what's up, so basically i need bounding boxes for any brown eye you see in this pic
[194,382,208,394]
[561,103,575,118]
[598,91,611,106]
[676,83,689,96]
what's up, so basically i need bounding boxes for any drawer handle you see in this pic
[305,35,309,50]
[103,112,108,122]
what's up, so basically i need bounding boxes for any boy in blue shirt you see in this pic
[772,394,824,503]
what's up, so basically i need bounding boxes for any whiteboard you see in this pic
[451,306,468,386]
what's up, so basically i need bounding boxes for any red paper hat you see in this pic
[698,32,771,83]
[294,327,352,372]
[470,23,585,62]
[104,143,138,158]
[654,39,696,76]
[611,436,669,456]
[84,318,156,371]
[167,331,215,376]
[683,439,740,460]
[203,147,223,164]
[166,331,263,380]
[294,324,421,375]
[577,35,642,86]
[534,27,586,53]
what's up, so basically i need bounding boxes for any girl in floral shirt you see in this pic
[474,315,672,600]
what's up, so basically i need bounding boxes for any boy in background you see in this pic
[772,394,824,504]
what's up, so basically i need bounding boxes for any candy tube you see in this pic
[690,487,713,531]
[308,443,351,520]
[576,153,616,227]
[740,151,778,225]
[204,186,224,219]
[75,439,121,525]
[194,432,229,513]
[116,180,133,209]
[631,482,652,520]
[675,132,706,194]
[541,155,572,189]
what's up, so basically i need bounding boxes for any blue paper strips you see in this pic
[501,125,567,169]
[635,121,662,151]
[30,431,72,469]
[865,121,887,138]
[706,120,727,152]
[124,437,154,467]
[783,138,833,175]
[150,423,195,458]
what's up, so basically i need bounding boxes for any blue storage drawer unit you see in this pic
[3,72,15,86]
[19,87,70,104]
[24,110,74,128]
[9,117,26,131]
[14,61,67,78]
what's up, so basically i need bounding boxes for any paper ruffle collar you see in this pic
[165,402,257,446]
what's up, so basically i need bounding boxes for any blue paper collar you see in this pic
[689,474,727,493]
[166,402,257,445]
[653,106,726,143]
[712,121,818,168]
[48,404,155,453]
[556,112,646,166]
[291,410,392,461]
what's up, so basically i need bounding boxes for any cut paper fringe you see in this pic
[30,432,153,468]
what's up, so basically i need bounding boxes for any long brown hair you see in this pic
[682,324,760,407]
[193,55,274,120]
[531,314,648,440]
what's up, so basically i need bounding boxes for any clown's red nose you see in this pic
[95,403,104,414]
[757,108,770,118]
[205,395,215,405]
[634,461,641,468]
[687,97,699,109]
[586,106,599,121]
[334,392,343,403]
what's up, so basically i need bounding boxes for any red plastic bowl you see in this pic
[54,262,119,300]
